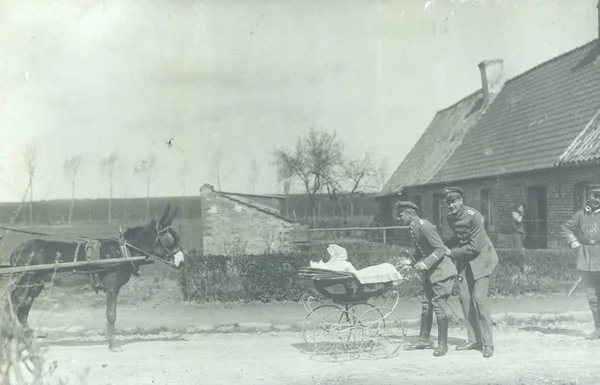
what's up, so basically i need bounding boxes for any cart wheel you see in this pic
[302,304,342,347]
[358,306,405,359]
[309,305,347,356]
[301,293,317,315]
[341,303,379,352]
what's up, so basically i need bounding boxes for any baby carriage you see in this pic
[298,262,408,359]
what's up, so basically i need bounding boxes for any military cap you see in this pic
[395,200,419,212]
[441,186,464,201]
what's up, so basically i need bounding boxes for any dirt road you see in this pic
[43,324,599,385]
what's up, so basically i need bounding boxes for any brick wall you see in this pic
[200,186,297,256]
[379,163,600,249]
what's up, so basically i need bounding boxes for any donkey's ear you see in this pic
[166,206,179,225]
[158,204,171,227]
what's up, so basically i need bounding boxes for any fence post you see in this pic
[383,228,387,244]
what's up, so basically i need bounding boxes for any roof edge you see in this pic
[211,191,297,224]
[399,161,600,191]
[504,38,599,87]
[378,91,487,197]
[219,190,286,200]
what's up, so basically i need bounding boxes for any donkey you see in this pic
[8,203,185,351]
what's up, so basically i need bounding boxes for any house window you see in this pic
[433,193,442,228]
[574,182,589,212]
[480,189,494,229]
[411,195,422,214]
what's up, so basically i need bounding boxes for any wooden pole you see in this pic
[0,256,149,275]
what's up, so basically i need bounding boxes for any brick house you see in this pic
[377,23,600,249]
[199,184,303,255]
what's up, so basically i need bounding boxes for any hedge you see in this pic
[178,244,581,303]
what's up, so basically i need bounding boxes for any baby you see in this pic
[310,244,357,273]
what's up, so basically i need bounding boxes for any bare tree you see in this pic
[211,146,234,191]
[273,128,381,227]
[272,128,342,227]
[373,156,390,191]
[136,153,158,221]
[249,158,260,194]
[179,159,189,220]
[63,155,83,224]
[100,152,119,223]
[211,147,224,190]
[283,179,292,218]
[23,143,37,225]
[324,148,381,219]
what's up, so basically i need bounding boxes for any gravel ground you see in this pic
[41,322,600,385]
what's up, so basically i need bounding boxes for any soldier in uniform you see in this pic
[396,201,457,357]
[441,187,498,358]
[561,183,600,340]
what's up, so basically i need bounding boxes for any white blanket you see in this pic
[308,244,403,285]
[354,263,403,285]
[309,259,357,273]
[308,261,403,285]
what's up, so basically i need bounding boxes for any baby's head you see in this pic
[327,244,348,261]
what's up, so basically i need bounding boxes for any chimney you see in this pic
[199,183,215,195]
[478,59,506,106]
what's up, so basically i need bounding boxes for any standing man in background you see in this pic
[396,201,457,357]
[441,187,498,358]
[562,183,600,340]
[509,203,526,249]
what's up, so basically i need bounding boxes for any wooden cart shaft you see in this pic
[0,256,151,275]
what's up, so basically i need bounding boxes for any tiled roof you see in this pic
[377,90,487,197]
[200,183,295,222]
[429,40,600,184]
[219,192,282,216]
[559,108,600,164]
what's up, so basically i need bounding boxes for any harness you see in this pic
[0,224,179,267]
[111,224,180,267]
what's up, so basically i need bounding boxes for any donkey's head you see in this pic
[143,203,185,269]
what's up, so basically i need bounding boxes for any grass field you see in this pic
[0,193,380,228]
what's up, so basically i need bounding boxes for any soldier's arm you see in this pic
[561,211,581,247]
[444,235,458,249]
[420,223,447,269]
[443,216,459,248]
[449,212,485,261]
[410,244,424,265]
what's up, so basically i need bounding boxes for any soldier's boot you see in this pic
[407,314,433,350]
[586,329,600,340]
[433,318,448,357]
[586,303,600,340]
[482,345,494,358]
[455,341,481,351]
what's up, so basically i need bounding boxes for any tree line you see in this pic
[17,128,389,227]
[20,144,171,225]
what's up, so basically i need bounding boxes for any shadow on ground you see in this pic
[41,336,185,348]
[291,332,468,363]
[519,326,588,338]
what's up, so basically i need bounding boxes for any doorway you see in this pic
[525,185,548,249]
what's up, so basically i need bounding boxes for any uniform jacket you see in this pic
[561,206,600,272]
[445,205,498,280]
[409,216,457,283]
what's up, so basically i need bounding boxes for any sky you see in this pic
[0,0,598,202]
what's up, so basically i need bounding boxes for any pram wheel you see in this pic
[298,267,406,359]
